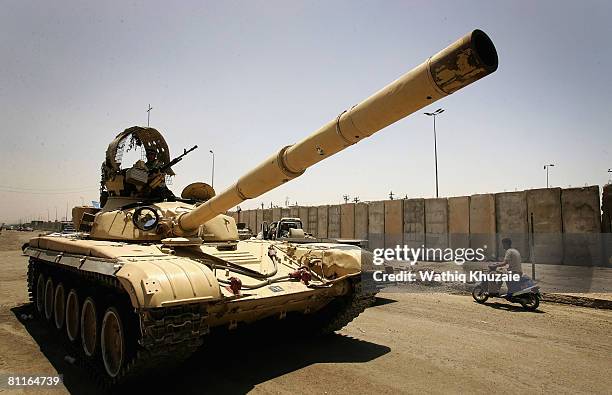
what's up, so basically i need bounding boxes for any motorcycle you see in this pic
[471,265,541,311]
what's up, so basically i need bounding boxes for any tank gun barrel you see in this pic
[178,29,498,233]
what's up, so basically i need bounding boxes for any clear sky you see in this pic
[1,0,611,224]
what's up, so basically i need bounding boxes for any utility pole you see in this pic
[209,150,215,188]
[343,194,350,203]
[353,196,360,203]
[389,191,395,200]
[544,164,555,188]
[424,108,445,198]
[147,104,153,127]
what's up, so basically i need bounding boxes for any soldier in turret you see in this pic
[144,148,175,199]
[145,148,163,171]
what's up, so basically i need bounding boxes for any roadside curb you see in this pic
[542,293,612,310]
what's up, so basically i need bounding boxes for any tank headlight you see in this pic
[132,207,160,231]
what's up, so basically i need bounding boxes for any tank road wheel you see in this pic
[101,307,125,378]
[44,277,54,321]
[65,289,80,342]
[53,283,66,330]
[81,297,98,357]
[35,273,46,315]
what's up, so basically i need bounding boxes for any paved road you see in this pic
[1,231,611,394]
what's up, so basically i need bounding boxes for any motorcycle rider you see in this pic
[490,238,523,297]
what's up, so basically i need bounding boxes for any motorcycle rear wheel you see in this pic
[519,293,540,311]
[472,285,489,304]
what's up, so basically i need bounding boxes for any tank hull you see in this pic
[23,235,375,385]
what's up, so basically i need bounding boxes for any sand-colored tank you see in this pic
[23,29,498,386]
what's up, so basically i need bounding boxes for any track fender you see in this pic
[115,257,221,308]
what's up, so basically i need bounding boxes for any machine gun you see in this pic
[149,145,198,174]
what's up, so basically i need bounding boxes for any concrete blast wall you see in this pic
[30,221,64,232]
[561,187,602,265]
[317,206,328,238]
[299,207,309,233]
[368,201,385,250]
[425,198,448,253]
[272,208,282,222]
[248,210,257,232]
[448,196,470,250]
[256,210,263,233]
[470,194,497,259]
[340,204,355,239]
[603,184,612,233]
[281,208,290,218]
[495,192,529,260]
[355,203,369,242]
[290,207,299,219]
[308,207,318,237]
[385,200,403,248]
[228,184,607,266]
[603,185,612,266]
[328,205,341,239]
[403,199,425,249]
[263,209,272,223]
[526,188,563,264]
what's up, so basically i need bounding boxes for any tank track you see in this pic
[314,278,377,335]
[27,257,208,388]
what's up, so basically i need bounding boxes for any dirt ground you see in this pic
[1,230,611,394]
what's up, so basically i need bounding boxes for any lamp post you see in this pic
[424,108,445,198]
[544,164,555,188]
[209,150,215,188]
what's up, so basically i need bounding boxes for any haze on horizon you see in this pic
[1,0,611,224]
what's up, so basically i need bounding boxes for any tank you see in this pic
[22,29,498,386]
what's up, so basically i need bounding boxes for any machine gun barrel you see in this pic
[152,145,198,174]
[178,29,498,233]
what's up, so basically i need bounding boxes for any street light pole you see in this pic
[209,150,215,188]
[544,164,555,188]
[424,108,445,198]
